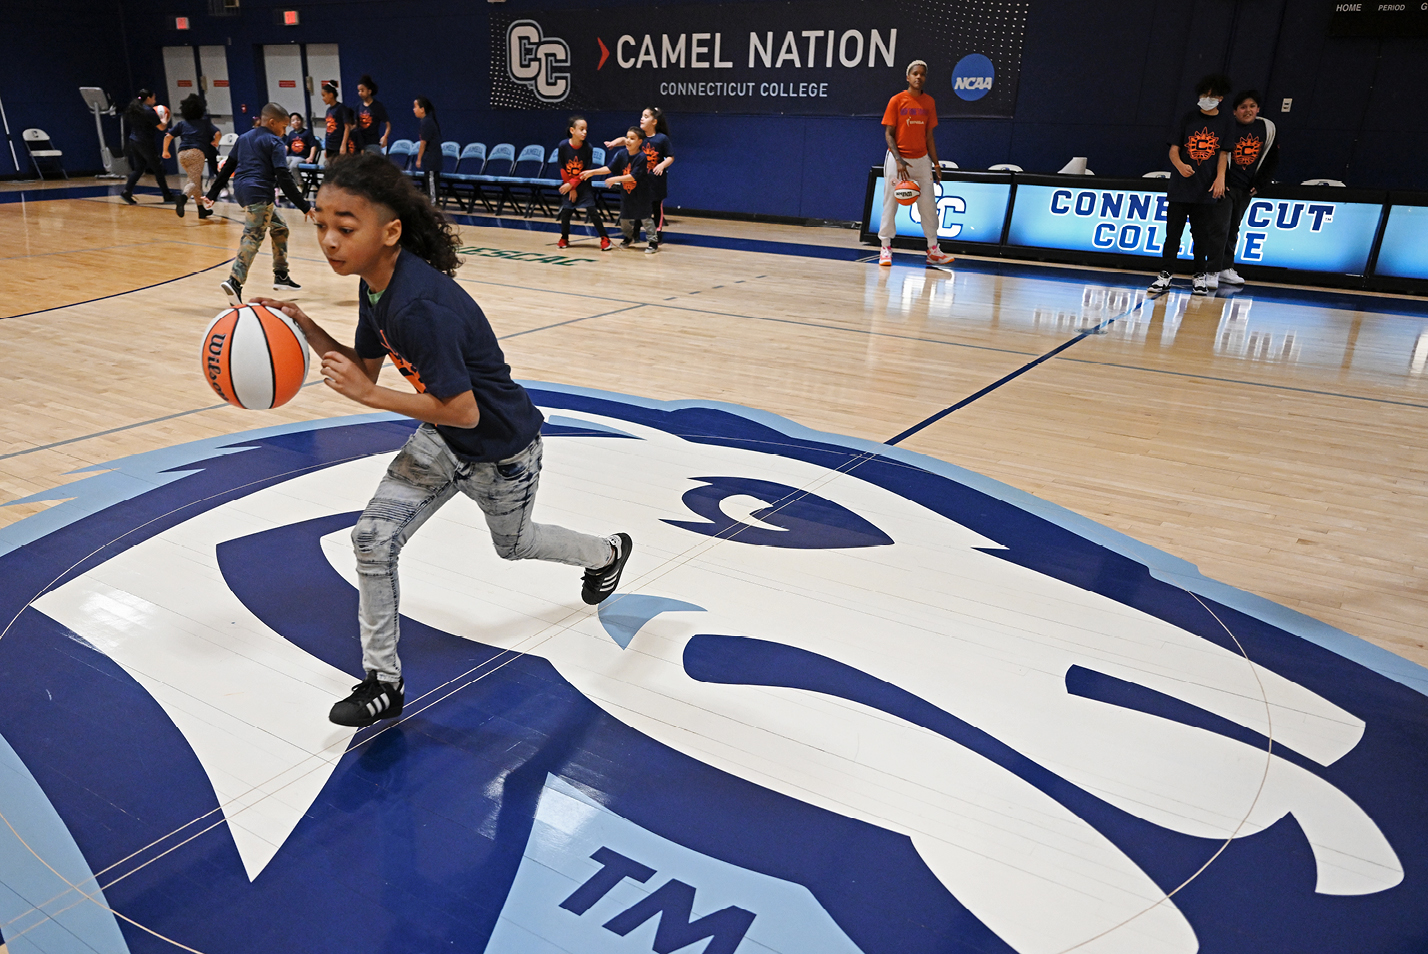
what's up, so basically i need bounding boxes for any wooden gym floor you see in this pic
[3,177,1425,668]
[1,177,1426,954]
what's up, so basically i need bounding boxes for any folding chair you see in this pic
[22,129,67,179]
[521,145,566,217]
[441,143,487,211]
[386,139,415,170]
[469,143,515,214]
[491,144,546,216]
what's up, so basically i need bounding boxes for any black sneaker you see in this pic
[329,672,404,727]
[175,195,187,218]
[221,277,243,307]
[273,273,301,291]
[119,192,137,205]
[197,206,213,220]
[581,533,633,605]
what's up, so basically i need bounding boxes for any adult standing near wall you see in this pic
[120,89,175,206]
[878,61,955,267]
[1149,74,1233,297]
[1217,90,1279,287]
[353,76,391,156]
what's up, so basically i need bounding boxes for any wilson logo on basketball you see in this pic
[1234,134,1263,167]
[199,305,309,410]
[1185,130,1219,163]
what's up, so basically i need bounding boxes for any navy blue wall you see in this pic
[7,0,1426,219]
[0,1,132,177]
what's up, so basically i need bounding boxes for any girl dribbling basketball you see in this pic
[252,153,633,728]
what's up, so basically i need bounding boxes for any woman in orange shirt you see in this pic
[878,60,954,267]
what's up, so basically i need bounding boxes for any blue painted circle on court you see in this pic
[0,388,1425,954]
[952,54,996,101]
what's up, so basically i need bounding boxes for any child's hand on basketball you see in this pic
[321,351,376,403]
[251,297,309,327]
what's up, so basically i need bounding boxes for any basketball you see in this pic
[200,304,309,409]
[892,179,921,205]
[155,104,170,124]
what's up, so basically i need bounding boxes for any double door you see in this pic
[162,45,235,134]
[262,43,343,127]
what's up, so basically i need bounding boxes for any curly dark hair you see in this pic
[322,152,461,276]
[179,94,206,122]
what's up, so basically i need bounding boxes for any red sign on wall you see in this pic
[214,80,229,87]
[178,79,193,87]
[174,16,190,30]
[279,80,297,88]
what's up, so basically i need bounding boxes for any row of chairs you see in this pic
[294,141,620,221]
[394,140,622,219]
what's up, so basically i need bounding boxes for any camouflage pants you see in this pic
[230,201,289,285]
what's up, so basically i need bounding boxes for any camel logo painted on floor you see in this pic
[0,388,1425,954]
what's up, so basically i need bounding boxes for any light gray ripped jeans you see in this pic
[352,425,614,682]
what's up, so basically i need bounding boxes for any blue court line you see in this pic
[886,301,1142,445]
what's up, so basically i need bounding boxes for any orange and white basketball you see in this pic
[155,104,171,125]
[892,179,920,206]
[200,304,308,409]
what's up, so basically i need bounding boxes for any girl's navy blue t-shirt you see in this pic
[641,131,672,200]
[608,148,652,218]
[169,119,213,152]
[416,116,441,170]
[324,103,353,151]
[354,99,389,148]
[353,249,545,462]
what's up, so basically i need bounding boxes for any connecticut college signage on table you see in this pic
[489,0,1027,117]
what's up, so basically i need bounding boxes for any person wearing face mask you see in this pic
[1217,90,1279,287]
[1149,75,1233,297]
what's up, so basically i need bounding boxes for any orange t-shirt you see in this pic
[882,90,938,160]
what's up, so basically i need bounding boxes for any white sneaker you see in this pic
[878,246,892,266]
[926,247,955,266]
[1219,267,1245,285]
[1148,271,1172,294]
[1191,274,1210,296]
[1205,273,1219,290]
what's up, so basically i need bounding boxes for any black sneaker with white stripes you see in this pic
[581,533,633,605]
[273,272,301,291]
[329,672,404,727]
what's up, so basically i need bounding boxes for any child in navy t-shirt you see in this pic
[202,102,313,303]
[320,83,354,160]
[602,127,653,251]
[248,151,633,729]
[554,116,611,251]
[282,113,319,174]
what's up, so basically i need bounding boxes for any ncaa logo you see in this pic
[507,19,571,102]
[952,53,995,101]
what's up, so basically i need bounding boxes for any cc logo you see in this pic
[507,19,571,103]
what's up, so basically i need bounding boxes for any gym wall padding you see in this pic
[9,0,1427,219]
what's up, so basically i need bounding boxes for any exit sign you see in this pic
[283,8,299,25]
[174,15,190,29]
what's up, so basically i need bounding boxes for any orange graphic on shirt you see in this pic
[642,141,659,171]
[326,115,337,135]
[1186,129,1220,163]
[378,329,427,393]
[1234,134,1263,167]
[359,110,373,129]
